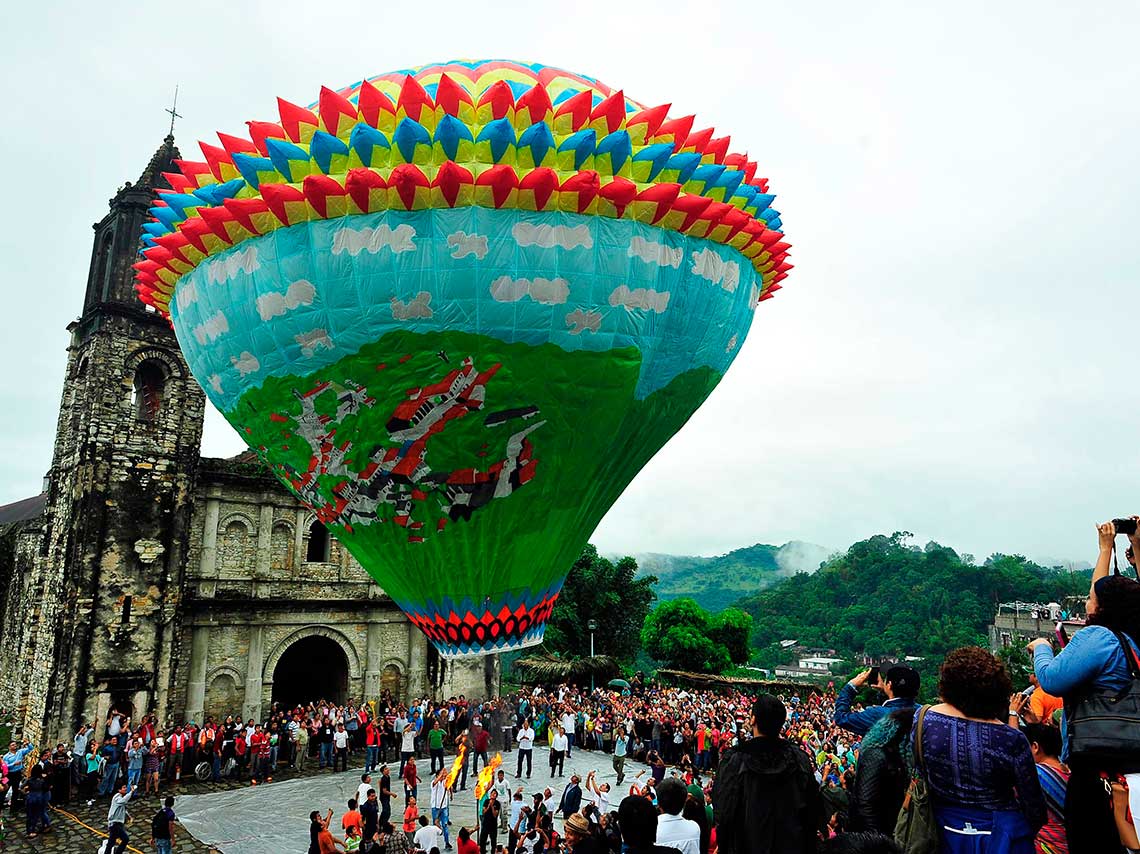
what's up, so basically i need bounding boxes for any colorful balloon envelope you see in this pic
[135,60,792,657]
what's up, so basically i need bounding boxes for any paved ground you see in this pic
[2,745,644,854]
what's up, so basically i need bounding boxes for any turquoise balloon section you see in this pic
[169,208,760,411]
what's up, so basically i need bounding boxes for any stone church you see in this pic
[0,134,498,745]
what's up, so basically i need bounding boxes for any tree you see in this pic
[543,545,656,664]
[710,608,754,665]
[641,597,739,673]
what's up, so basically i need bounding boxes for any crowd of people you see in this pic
[3,518,1140,854]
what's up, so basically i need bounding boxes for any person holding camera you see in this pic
[833,665,920,736]
[1029,518,1140,853]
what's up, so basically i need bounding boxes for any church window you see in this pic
[132,360,166,422]
[93,229,114,302]
[121,596,132,625]
[306,521,330,562]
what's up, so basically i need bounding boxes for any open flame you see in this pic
[445,743,467,790]
[474,752,502,800]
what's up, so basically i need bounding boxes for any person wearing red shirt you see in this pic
[402,755,419,800]
[249,725,271,784]
[365,721,380,774]
[456,825,479,854]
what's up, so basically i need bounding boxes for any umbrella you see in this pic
[608,678,632,689]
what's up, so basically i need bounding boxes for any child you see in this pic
[344,825,361,852]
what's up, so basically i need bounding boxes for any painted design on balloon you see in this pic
[135,59,793,657]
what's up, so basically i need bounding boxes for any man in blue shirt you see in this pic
[3,740,34,809]
[834,665,920,736]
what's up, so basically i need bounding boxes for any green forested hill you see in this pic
[635,541,834,612]
[738,532,1090,670]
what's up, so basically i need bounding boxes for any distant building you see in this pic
[987,601,1085,652]
[774,655,846,679]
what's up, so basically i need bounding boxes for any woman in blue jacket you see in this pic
[1030,520,1140,854]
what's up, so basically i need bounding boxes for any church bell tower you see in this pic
[24,134,206,741]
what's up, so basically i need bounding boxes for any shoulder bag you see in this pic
[893,704,940,854]
[1068,630,1140,772]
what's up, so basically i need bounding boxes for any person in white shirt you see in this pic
[515,720,534,779]
[493,769,512,830]
[413,814,445,853]
[584,770,610,814]
[549,726,568,777]
[357,773,373,808]
[560,711,576,757]
[655,777,700,854]
[430,768,452,849]
[508,789,526,836]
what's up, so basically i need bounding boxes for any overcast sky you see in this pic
[2,1,1137,567]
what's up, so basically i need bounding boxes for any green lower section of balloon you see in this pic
[228,328,721,611]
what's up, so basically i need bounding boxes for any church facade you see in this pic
[0,135,498,745]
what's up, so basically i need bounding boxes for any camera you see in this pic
[1113,518,1138,536]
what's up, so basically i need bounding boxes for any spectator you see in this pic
[656,776,701,854]
[618,794,684,854]
[429,767,452,850]
[402,795,419,844]
[414,813,445,853]
[402,752,419,799]
[1031,520,1140,853]
[516,719,535,779]
[23,765,50,838]
[473,723,491,773]
[563,812,606,854]
[713,693,824,854]
[835,666,920,736]
[456,826,479,854]
[916,646,1045,851]
[478,788,501,854]
[107,782,137,854]
[558,773,583,817]
[1019,723,1068,854]
[381,819,413,854]
[428,719,446,774]
[334,723,350,772]
[379,764,395,826]
[613,727,629,786]
[342,798,363,838]
[319,718,335,770]
[847,709,912,834]
[550,725,568,777]
[150,795,177,854]
[4,739,34,807]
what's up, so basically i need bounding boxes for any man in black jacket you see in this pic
[712,694,824,854]
[847,709,912,834]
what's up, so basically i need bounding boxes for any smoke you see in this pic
[774,541,837,577]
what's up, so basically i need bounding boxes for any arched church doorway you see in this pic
[271,635,349,708]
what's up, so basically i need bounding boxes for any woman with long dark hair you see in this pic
[1030,520,1140,853]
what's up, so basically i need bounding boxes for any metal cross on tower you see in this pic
[165,85,182,137]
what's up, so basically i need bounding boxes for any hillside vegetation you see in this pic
[635,541,833,612]
[738,532,1090,670]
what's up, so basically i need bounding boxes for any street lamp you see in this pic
[587,619,598,692]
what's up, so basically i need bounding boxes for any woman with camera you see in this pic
[1029,519,1140,853]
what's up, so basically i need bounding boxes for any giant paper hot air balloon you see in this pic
[135,60,792,658]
